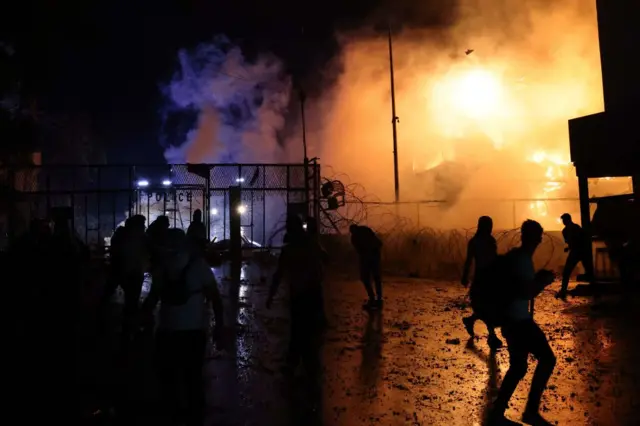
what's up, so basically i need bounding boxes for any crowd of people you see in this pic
[4,205,595,425]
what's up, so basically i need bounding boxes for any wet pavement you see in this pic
[86,266,640,425]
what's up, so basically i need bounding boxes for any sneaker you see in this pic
[462,316,475,337]
[522,410,554,426]
[488,334,503,350]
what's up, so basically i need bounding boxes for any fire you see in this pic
[314,0,606,231]
[440,68,504,120]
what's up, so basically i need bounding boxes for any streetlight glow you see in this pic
[162,179,172,186]
[137,179,149,187]
[237,205,247,214]
[211,208,218,215]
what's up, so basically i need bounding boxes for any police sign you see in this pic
[144,191,196,202]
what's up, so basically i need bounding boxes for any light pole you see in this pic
[388,25,400,203]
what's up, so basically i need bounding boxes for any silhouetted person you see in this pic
[350,224,383,310]
[147,215,170,268]
[557,213,594,300]
[306,218,328,327]
[267,214,324,382]
[461,216,503,349]
[186,209,207,255]
[489,220,556,426]
[9,218,51,296]
[43,207,90,422]
[102,215,148,340]
[141,228,224,426]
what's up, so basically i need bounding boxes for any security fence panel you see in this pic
[1,162,321,251]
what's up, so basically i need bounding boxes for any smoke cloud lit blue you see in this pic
[162,36,292,164]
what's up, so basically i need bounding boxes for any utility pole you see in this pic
[388,25,400,203]
[301,89,311,219]
[299,25,311,219]
[300,90,308,161]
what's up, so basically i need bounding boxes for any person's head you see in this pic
[163,228,188,257]
[130,214,146,230]
[520,219,544,252]
[560,213,572,226]
[156,215,170,229]
[193,209,202,223]
[286,214,305,240]
[349,224,358,234]
[476,216,493,236]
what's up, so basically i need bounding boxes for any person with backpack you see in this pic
[461,216,503,350]
[350,224,383,310]
[140,228,224,426]
[488,220,557,426]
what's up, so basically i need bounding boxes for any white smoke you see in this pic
[163,36,292,164]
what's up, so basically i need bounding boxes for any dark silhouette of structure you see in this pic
[568,0,640,283]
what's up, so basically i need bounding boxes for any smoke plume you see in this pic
[163,36,292,164]
[303,0,605,229]
[163,1,628,231]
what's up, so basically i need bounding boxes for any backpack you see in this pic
[469,249,520,327]
[160,258,200,306]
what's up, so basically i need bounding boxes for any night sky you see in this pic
[4,0,455,164]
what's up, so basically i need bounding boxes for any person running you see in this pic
[349,224,383,310]
[267,214,324,379]
[489,220,557,426]
[557,213,594,300]
[461,216,503,349]
[140,228,224,426]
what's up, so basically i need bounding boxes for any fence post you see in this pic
[128,166,134,218]
[205,167,211,242]
[263,165,266,247]
[229,185,242,278]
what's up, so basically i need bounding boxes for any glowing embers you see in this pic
[434,67,504,120]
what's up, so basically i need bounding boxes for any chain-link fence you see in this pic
[0,162,320,250]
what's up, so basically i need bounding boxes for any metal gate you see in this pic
[0,161,320,249]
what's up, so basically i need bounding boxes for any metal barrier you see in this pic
[0,162,321,249]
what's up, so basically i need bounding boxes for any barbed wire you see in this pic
[318,167,564,275]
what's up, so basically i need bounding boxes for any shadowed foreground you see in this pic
[80,266,639,425]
